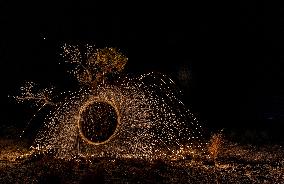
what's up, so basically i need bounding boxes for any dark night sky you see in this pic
[0,2,283,138]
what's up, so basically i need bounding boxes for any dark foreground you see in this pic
[0,139,283,184]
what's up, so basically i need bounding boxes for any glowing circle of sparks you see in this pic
[77,96,121,146]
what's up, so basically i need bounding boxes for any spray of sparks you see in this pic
[3,44,284,183]
[13,44,205,160]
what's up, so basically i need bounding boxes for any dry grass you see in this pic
[0,138,29,161]
[208,132,224,164]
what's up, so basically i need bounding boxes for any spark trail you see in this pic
[15,44,206,160]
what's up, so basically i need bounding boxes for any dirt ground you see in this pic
[0,138,283,183]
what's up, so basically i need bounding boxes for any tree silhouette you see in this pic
[62,44,128,86]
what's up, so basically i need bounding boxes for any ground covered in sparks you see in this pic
[0,138,283,183]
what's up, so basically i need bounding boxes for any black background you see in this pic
[1,1,283,141]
